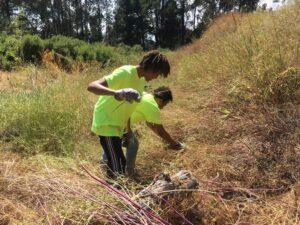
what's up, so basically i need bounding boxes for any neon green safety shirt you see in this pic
[91,65,145,137]
[130,93,162,125]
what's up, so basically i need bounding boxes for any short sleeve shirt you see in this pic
[91,65,145,137]
[130,93,161,125]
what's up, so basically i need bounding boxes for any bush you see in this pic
[45,35,85,59]
[0,34,21,70]
[94,44,116,64]
[76,44,96,61]
[0,34,144,71]
[44,36,120,67]
[21,34,44,62]
[131,44,143,53]
[117,43,131,55]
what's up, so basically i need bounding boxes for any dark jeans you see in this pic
[99,136,126,178]
[102,133,139,176]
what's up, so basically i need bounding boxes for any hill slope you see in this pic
[1,1,300,224]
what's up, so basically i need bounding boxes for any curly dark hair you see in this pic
[153,86,173,102]
[138,50,170,77]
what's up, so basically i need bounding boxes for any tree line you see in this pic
[0,0,259,49]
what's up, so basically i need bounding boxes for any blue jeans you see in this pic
[102,133,139,175]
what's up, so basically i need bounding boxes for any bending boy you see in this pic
[87,51,170,178]
[103,86,183,176]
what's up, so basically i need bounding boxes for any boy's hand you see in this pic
[122,131,133,148]
[114,88,141,103]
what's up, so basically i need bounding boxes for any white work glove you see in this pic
[114,88,141,103]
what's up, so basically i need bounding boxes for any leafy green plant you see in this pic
[94,44,116,64]
[131,44,143,53]
[45,35,85,59]
[0,34,21,70]
[21,34,44,62]
[76,44,96,61]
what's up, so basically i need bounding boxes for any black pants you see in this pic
[99,136,126,178]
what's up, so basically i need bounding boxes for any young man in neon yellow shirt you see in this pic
[102,86,184,176]
[87,51,170,178]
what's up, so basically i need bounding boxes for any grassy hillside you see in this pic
[1,1,300,224]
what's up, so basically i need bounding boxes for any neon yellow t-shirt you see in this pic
[130,93,161,125]
[91,65,145,137]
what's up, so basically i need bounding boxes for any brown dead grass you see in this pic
[1,5,300,225]
[0,150,111,224]
[136,8,300,224]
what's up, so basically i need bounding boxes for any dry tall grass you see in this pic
[1,1,300,224]
[148,1,300,224]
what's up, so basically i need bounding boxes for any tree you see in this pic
[178,0,187,45]
[0,0,18,32]
[238,0,259,12]
[111,0,151,47]
[0,0,260,49]
[159,0,181,48]
[191,0,259,38]
[89,0,104,42]
[148,0,181,49]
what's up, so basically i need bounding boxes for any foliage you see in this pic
[131,44,143,53]
[0,0,261,49]
[76,44,96,61]
[21,35,44,62]
[94,44,116,64]
[44,35,85,59]
[0,34,21,70]
[45,35,122,65]
[0,33,145,71]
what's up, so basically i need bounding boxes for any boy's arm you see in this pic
[146,122,183,150]
[87,78,140,102]
[126,118,132,134]
[87,78,115,96]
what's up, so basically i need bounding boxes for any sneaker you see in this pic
[99,159,108,171]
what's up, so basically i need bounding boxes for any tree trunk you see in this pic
[180,0,185,45]
[4,0,11,19]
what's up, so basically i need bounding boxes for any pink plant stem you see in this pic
[82,165,172,225]
[36,197,52,225]
[94,213,116,223]
[105,203,142,224]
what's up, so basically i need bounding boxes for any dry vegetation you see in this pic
[1,1,300,224]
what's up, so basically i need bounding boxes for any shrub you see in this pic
[0,34,143,71]
[131,44,143,53]
[45,35,85,59]
[117,43,131,55]
[21,34,44,62]
[94,44,115,64]
[0,34,21,70]
[76,44,96,61]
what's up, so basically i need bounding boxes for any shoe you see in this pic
[99,159,108,171]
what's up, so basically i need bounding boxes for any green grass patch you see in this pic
[0,75,92,156]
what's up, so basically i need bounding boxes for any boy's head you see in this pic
[139,50,170,81]
[153,86,173,109]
